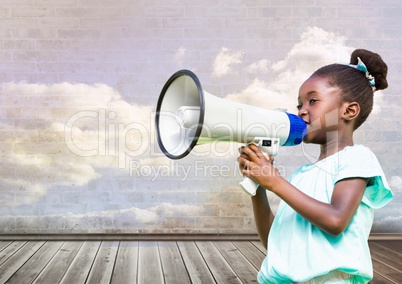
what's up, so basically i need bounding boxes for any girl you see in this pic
[237,49,394,283]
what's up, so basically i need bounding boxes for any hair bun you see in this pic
[350,49,388,90]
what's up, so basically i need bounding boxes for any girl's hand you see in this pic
[237,144,280,190]
[237,145,251,173]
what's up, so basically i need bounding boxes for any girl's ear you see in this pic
[342,102,360,121]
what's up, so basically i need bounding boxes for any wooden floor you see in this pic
[0,240,401,283]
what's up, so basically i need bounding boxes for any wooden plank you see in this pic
[59,241,101,284]
[0,241,45,283]
[370,241,402,262]
[0,241,13,252]
[6,241,64,284]
[232,241,265,270]
[0,241,27,266]
[370,246,402,273]
[372,258,402,284]
[213,241,259,283]
[0,239,399,284]
[137,241,164,284]
[370,241,402,283]
[369,242,402,262]
[33,241,84,284]
[373,240,402,252]
[177,241,216,284]
[250,240,266,255]
[111,241,139,284]
[196,241,242,284]
[86,241,119,284]
[372,272,396,284]
[158,241,191,284]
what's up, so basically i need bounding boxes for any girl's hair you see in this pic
[311,49,388,130]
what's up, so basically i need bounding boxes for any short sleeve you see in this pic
[334,145,393,209]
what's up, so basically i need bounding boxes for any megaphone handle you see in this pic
[238,137,279,196]
[240,176,259,196]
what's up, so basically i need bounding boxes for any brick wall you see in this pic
[0,0,401,234]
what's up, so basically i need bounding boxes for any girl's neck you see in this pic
[318,135,354,161]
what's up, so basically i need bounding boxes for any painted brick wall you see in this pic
[0,0,401,234]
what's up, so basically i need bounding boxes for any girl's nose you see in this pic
[298,107,308,117]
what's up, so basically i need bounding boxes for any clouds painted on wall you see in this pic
[0,82,153,208]
[0,27,398,232]
[219,27,384,115]
[212,47,244,79]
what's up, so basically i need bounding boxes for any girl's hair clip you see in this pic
[348,57,376,90]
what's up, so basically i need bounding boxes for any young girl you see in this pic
[237,49,394,283]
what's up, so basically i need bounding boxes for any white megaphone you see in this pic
[155,70,306,196]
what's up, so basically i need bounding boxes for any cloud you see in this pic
[1,26,391,225]
[212,47,244,78]
[0,81,240,211]
[247,59,270,73]
[69,203,207,226]
[0,28,381,185]
[224,27,355,114]
[0,82,156,208]
[373,215,402,233]
[271,27,351,73]
[0,203,211,233]
[389,175,402,192]
[174,46,186,66]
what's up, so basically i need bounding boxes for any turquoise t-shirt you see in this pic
[257,145,393,283]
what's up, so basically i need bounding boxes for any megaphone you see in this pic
[155,70,306,195]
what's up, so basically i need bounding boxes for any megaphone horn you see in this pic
[155,69,306,160]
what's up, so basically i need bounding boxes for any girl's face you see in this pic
[297,76,344,144]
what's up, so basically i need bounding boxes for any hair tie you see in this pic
[348,57,376,90]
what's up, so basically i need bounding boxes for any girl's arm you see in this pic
[238,145,367,236]
[239,148,275,248]
[251,186,274,249]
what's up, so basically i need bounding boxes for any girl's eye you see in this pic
[296,104,302,110]
[309,99,318,105]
